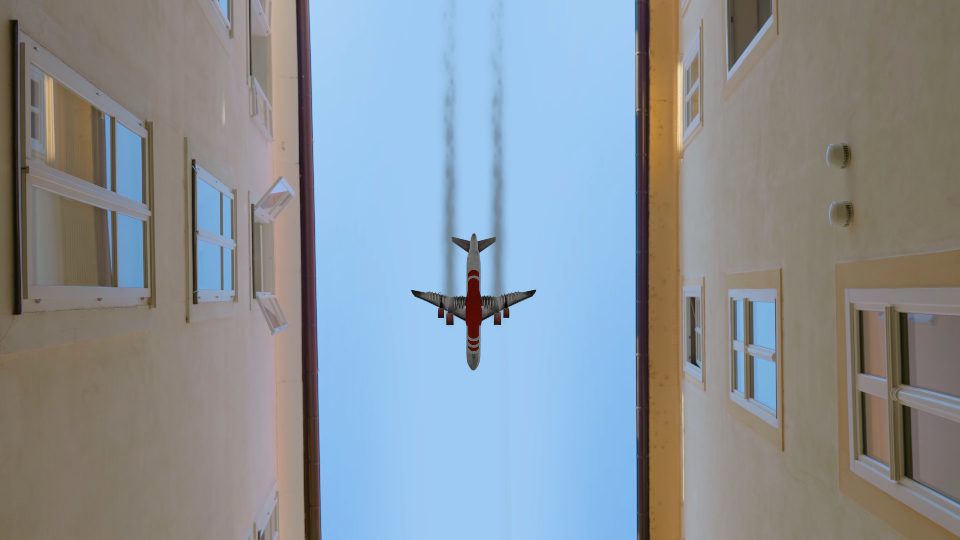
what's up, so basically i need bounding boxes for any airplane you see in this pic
[411,234,536,371]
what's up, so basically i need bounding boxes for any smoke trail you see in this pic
[491,0,504,294]
[443,0,457,295]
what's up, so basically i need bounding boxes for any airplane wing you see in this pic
[411,290,467,320]
[481,290,536,320]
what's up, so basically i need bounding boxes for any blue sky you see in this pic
[312,1,636,538]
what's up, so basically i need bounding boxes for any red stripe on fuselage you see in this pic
[468,345,479,351]
[466,270,481,339]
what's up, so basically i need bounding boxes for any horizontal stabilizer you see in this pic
[451,236,496,252]
[451,237,471,252]
[477,237,496,252]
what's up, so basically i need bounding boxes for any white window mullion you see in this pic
[196,230,237,249]
[886,305,902,481]
[856,374,887,399]
[897,386,960,425]
[848,300,864,461]
[745,300,754,400]
[27,162,151,221]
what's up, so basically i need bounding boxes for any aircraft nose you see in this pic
[467,352,479,371]
[471,233,477,241]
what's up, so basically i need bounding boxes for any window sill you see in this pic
[21,286,151,313]
[851,459,960,538]
[680,116,703,157]
[723,2,779,100]
[197,0,234,52]
[683,362,705,389]
[189,298,238,323]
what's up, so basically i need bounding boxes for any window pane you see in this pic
[255,179,295,221]
[216,0,230,21]
[903,313,960,398]
[196,240,222,291]
[861,393,889,466]
[758,0,773,24]
[222,195,233,239]
[751,301,776,349]
[752,355,776,411]
[859,311,887,377]
[733,299,744,341]
[34,72,109,188]
[103,116,112,190]
[688,55,699,88]
[116,213,145,288]
[31,188,112,286]
[116,122,144,203]
[905,407,960,503]
[734,350,745,393]
[223,248,233,291]
[196,180,221,234]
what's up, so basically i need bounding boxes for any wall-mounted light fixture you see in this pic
[828,201,854,227]
[825,143,851,169]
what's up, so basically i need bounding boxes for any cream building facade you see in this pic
[644,0,960,538]
[0,0,311,538]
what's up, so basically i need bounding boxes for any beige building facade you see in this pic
[0,0,310,538]
[645,0,960,538]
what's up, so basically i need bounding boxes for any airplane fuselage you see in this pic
[465,234,482,369]
[411,233,535,371]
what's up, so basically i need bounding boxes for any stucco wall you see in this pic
[0,0,304,537]
[676,0,960,538]
[648,0,682,538]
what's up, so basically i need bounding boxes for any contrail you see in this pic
[443,0,457,295]
[491,0,504,295]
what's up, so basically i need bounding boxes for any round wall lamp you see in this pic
[825,143,851,168]
[828,201,854,227]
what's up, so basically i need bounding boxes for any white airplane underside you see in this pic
[411,234,536,371]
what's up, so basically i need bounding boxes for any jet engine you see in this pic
[446,312,454,325]
[494,312,502,325]
[438,307,444,318]
[503,306,510,318]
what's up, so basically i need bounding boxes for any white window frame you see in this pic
[192,163,237,303]
[681,24,703,144]
[844,287,960,537]
[251,0,272,37]
[251,177,295,334]
[253,485,280,540]
[724,0,778,81]
[213,0,232,30]
[17,32,151,313]
[729,288,779,427]
[682,284,705,384]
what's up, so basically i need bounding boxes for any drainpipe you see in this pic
[294,0,321,537]
[635,1,651,540]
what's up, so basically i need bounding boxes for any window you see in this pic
[252,177,295,333]
[249,0,273,137]
[681,25,702,142]
[213,0,231,28]
[17,32,151,312]
[253,488,279,540]
[844,288,960,537]
[726,0,775,75]
[729,288,779,425]
[682,284,704,383]
[192,163,236,303]
[251,0,272,36]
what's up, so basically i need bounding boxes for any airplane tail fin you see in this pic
[451,236,496,252]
